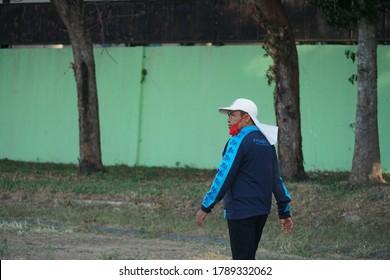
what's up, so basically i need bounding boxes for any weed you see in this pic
[0,238,9,258]
[101,251,122,260]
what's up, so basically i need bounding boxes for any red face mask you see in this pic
[229,115,247,136]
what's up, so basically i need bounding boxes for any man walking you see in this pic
[196,98,293,260]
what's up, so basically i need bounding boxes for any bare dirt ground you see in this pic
[1,230,233,260]
[0,231,238,260]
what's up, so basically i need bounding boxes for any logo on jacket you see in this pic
[253,138,269,146]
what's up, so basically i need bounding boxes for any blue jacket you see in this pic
[201,125,291,220]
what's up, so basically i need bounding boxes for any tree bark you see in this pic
[349,17,385,185]
[51,0,104,173]
[250,0,306,179]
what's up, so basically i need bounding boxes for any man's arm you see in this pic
[272,147,293,233]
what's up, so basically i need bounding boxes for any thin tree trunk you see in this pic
[51,0,104,173]
[349,18,385,185]
[251,0,306,179]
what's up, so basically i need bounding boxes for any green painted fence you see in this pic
[0,45,389,172]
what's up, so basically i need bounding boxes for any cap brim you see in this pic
[218,106,238,114]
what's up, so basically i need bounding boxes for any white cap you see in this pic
[218,98,278,145]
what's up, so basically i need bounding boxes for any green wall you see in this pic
[0,45,389,172]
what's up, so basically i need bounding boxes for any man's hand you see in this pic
[196,209,208,227]
[279,217,293,234]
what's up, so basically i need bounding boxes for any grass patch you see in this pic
[0,238,9,258]
[0,159,389,259]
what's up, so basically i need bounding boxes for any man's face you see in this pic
[227,110,248,129]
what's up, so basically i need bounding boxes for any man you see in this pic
[196,98,293,260]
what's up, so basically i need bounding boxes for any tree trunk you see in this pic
[251,0,306,179]
[349,18,385,185]
[51,0,104,173]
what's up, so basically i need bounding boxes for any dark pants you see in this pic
[227,215,268,260]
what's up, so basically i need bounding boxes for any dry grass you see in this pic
[0,160,389,259]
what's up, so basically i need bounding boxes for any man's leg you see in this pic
[227,215,268,260]
[253,215,268,253]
